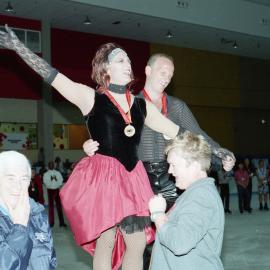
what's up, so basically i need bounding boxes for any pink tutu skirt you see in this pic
[60,154,155,270]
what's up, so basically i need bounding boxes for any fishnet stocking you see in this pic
[93,227,146,270]
[121,229,146,270]
[93,227,116,270]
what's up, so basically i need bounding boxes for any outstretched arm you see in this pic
[145,100,179,139]
[0,25,94,115]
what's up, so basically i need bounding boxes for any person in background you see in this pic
[28,168,44,205]
[256,159,269,210]
[218,168,233,214]
[148,131,225,270]
[243,158,255,210]
[0,151,56,269]
[268,161,270,198]
[235,161,251,213]
[43,161,66,227]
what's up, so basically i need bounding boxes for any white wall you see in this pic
[0,98,85,163]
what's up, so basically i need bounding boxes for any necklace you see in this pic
[104,90,136,137]
[142,89,170,139]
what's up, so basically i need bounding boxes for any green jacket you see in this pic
[150,178,224,270]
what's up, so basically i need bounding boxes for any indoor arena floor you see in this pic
[52,193,270,270]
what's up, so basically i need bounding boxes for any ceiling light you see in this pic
[112,21,121,25]
[5,2,14,13]
[83,16,92,25]
[233,41,238,49]
[166,30,173,38]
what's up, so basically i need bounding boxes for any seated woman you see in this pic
[0,151,56,270]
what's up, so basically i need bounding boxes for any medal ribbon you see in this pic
[142,89,168,117]
[104,90,132,124]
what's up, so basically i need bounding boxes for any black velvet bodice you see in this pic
[84,93,147,171]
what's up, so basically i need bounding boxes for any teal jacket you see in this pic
[150,178,225,270]
[0,199,56,270]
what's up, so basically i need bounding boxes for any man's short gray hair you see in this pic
[146,53,174,68]
[0,151,31,178]
[165,131,212,171]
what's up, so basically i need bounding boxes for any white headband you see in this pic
[108,48,127,63]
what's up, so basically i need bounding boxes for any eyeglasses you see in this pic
[5,175,30,184]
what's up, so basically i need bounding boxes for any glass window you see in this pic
[13,28,26,43]
[27,30,41,52]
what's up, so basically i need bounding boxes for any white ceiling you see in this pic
[1,0,270,60]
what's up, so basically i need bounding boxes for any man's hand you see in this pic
[213,147,236,171]
[83,139,99,156]
[222,155,235,172]
[5,184,30,227]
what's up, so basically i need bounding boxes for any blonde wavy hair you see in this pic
[165,131,211,171]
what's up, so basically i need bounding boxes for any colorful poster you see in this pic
[0,123,37,150]
[53,124,68,150]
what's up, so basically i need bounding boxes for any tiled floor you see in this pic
[52,193,270,269]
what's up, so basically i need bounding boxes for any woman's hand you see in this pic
[149,194,167,214]
[0,24,20,51]
[5,185,30,227]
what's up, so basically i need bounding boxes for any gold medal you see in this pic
[124,124,136,137]
[104,90,135,137]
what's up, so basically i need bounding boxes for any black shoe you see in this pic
[244,206,252,212]
[259,204,263,210]
[264,204,269,210]
[50,223,54,228]
[60,223,67,227]
[240,210,243,214]
[225,209,232,214]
